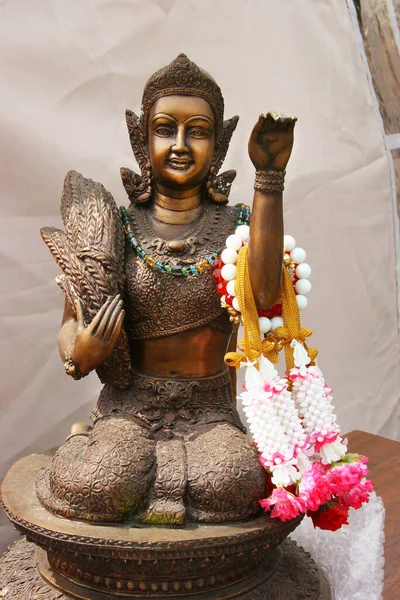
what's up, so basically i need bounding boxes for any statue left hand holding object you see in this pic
[61,295,125,379]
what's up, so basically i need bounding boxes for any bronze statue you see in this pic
[36,53,296,526]
[1,54,333,600]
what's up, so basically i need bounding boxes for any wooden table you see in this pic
[346,430,400,600]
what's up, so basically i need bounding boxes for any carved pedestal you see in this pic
[1,452,331,599]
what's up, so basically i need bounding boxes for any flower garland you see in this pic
[223,240,373,532]
[214,231,312,328]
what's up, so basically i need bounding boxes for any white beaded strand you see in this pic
[218,232,312,330]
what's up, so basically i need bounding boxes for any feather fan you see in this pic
[41,170,131,388]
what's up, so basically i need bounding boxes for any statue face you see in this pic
[148,95,215,193]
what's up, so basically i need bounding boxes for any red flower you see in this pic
[212,268,221,283]
[308,502,349,531]
[214,257,222,269]
[225,294,233,307]
[257,304,283,318]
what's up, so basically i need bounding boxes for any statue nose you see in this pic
[172,127,189,153]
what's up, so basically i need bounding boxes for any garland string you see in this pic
[225,245,278,368]
[277,263,318,371]
[224,245,318,371]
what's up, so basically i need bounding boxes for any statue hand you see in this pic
[71,295,125,374]
[248,111,297,172]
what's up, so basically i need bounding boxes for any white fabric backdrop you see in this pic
[1,0,399,552]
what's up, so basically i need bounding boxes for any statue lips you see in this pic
[166,156,194,171]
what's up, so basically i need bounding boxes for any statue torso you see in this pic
[123,201,238,342]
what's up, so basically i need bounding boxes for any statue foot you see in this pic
[136,437,187,525]
[65,422,92,441]
[139,499,186,525]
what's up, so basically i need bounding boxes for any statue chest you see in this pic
[123,202,238,340]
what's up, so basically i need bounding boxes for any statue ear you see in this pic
[121,110,152,204]
[212,115,239,174]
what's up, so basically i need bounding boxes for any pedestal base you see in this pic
[1,451,331,599]
[0,538,331,600]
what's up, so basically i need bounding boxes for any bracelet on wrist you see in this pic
[254,169,285,194]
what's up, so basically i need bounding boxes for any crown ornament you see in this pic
[141,53,224,137]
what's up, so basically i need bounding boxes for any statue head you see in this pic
[121,54,239,204]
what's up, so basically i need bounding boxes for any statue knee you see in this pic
[186,424,266,522]
[38,416,156,521]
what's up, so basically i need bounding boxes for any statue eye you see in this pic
[155,125,174,137]
[189,127,209,139]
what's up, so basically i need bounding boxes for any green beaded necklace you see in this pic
[120,204,250,277]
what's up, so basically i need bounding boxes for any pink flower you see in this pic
[324,458,373,509]
[263,381,284,394]
[338,478,374,510]
[259,487,304,522]
[327,461,368,495]
[314,432,338,452]
[298,463,332,512]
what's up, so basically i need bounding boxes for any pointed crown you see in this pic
[141,53,224,137]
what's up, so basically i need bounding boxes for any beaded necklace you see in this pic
[120,204,250,277]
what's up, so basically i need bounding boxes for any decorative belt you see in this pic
[95,369,245,434]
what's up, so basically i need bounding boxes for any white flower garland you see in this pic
[241,344,348,488]
[242,355,309,487]
[290,365,347,465]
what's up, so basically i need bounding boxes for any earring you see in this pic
[205,167,237,203]
[120,161,153,204]
[122,109,153,204]
[136,160,153,203]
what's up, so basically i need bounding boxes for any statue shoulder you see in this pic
[221,202,251,226]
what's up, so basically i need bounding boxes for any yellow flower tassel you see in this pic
[275,263,318,371]
[224,245,279,369]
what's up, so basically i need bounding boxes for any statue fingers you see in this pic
[263,112,277,130]
[107,309,125,346]
[248,115,265,146]
[92,294,120,338]
[102,300,124,343]
[285,116,298,131]
[278,115,297,132]
[74,298,84,328]
[269,111,291,124]
[263,111,297,132]
[87,296,112,333]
